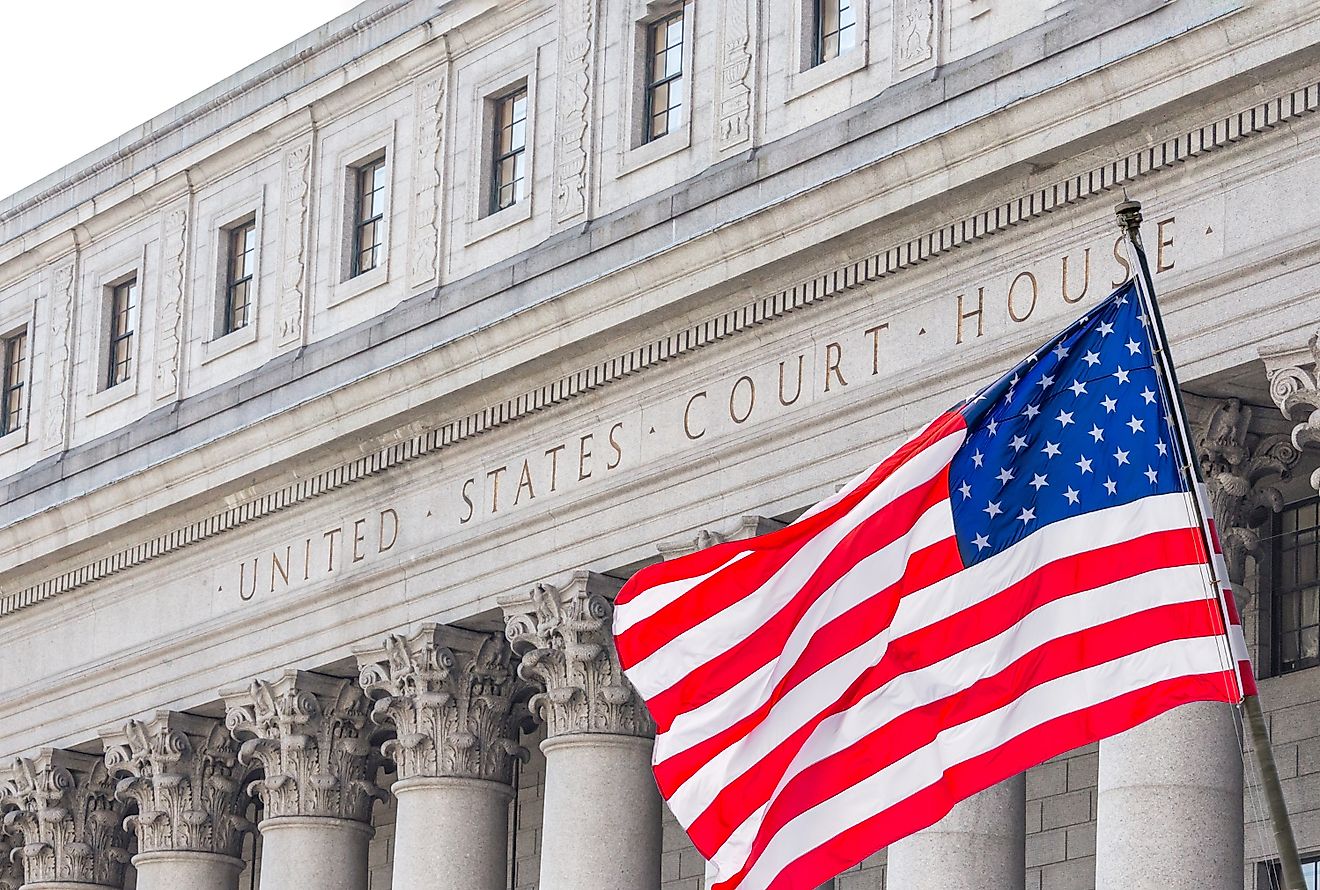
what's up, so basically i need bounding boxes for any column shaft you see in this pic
[1096,702,1243,889]
[257,817,372,890]
[391,777,512,890]
[539,734,661,890]
[132,851,244,890]
[885,776,1027,889]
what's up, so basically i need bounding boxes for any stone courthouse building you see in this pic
[5,0,1320,888]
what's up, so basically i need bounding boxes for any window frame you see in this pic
[0,327,28,438]
[489,85,529,216]
[642,10,686,144]
[350,155,388,279]
[812,0,858,67]
[1272,497,1320,676]
[222,217,258,336]
[105,277,138,391]
[1258,853,1320,889]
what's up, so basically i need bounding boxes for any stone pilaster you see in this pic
[356,624,526,782]
[501,571,651,739]
[357,626,528,890]
[222,671,384,822]
[0,749,130,889]
[101,711,251,857]
[502,572,661,890]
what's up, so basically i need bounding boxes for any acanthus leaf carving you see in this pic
[222,672,385,823]
[1263,333,1320,492]
[0,830,22,890]
[101,712,251,857]
[154,204,189,400]
[500,572,652,739]
[552,0,594,224]
[356,624,528,783]
[0,750,130,887]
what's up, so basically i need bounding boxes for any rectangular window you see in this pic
[814,0,857,65]
[224,219,257,334]
[1,329,26,436]
[1274,499,1320,675]
[1260,854,1320,889]
[352,157,387,277]
[644,11,685,143]
[491,87,528,213]
[106,278,137,389]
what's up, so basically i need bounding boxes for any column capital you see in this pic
[1190,395,1298,595]
[355,624,528,783]
[222,671,386,823]
[500,571,653,739]
[0,831,21,890]
[0,749,130,887]
[100,711,252,858]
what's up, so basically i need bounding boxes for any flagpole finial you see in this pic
[1115,200,1144,242]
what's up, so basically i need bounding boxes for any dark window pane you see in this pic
[491,86,529,213]
[643,11,684,143]
[815,0,856,65]
[107,280,137,388]
[1,329,25,435]
[351,159,386,276]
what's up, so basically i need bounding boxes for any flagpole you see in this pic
[1115,199,1306,889]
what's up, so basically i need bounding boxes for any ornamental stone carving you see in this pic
[716,0,755,153]
[44,258,76,451]
[656,515,783,561]
[1264,333,1320,492]
[222,671,386,823]
[0,750,130,887]
[154,204,188,401]
[101,711,251,857]
[896,0,935,69]
[0,831,22,890]
[278,138,313,347]
[356,624,528,783]
[501,571,652,739]
[1191,396,1298,599]
[409,68,447,288]
[552,0,594,224]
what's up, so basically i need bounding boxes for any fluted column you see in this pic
[501,572,661,890]
[0,750,130,890]
[101,712,251,890]
[222,671,385,890]
[1095,397,1284,890]
[885,776,1026,889]
[355,625,526,890]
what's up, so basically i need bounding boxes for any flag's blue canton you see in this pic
[950,281,1185,566]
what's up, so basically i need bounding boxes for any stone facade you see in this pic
[4,1,1320,889]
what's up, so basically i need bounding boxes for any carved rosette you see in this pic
[101,712,251,857]
[0,831,22,890]
[1193,398,1298,597]
[501,572,652,739]
[223,672,385,823]
[357,625,528,784]
[0,750,130,886]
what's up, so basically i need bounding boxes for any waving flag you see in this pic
[612,280,1251,890]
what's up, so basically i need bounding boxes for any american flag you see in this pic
[612,281,1252,890]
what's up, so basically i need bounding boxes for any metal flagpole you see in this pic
[1114,199,1306,889]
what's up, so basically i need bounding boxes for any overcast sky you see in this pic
[2,1,362,201]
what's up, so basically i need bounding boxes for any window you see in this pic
[352,157,387,277]
[106,278,137,389]
[814,0,857,65]
[224,218,257,334]
[644,11,685,142]
[491,87,528,213]
[1,329,26,436]
[1259,854,1320,889]
[1273,499,1320,675]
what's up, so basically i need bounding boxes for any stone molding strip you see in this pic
[2,80,1317,618]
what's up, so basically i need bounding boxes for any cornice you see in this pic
[1,78,1315,619]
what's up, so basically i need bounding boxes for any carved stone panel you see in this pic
[896,0,936,70]
[715,0,756,153]
[409,69,447,289]
[356,624,527,783]
[102,711,251,857]
[154,204,189,401]
[0,749,130,887]
[223,671,385,823]
[44,258,76,451]
[552,0,595,225]
[501,571,652,739]
[278,139,314,347]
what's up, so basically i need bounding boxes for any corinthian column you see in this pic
[0,750,130,890]
[502,572,661,890]
[356,625,526,890]
[222,671,385,890]
[101,712,251,890]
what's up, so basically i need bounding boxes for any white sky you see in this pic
[2,1,363,201]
